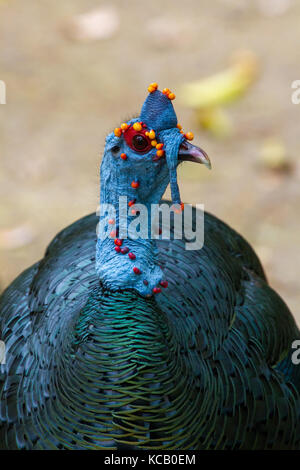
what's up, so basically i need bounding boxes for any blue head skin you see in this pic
[96,88,211,296]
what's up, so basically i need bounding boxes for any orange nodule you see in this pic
[133,122,142,132]
[156,143,164,150]
[131,181,140,189]
[177,123,182,130]
[108,219,115,225]
[151,140,158,147]
[120,153,127,160]
[114,128,122,137]
[162,88,170,95]
[121,123,129,131]
[185,132,194,141]
[148,129,156,140]
[168,92,175,100]
[156,150,165,158]
[148,82,158,93]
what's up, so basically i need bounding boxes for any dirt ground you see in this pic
[0,0,300,322]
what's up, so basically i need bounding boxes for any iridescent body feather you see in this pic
[1,209,300,449]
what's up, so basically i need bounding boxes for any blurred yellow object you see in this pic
[195,108,233,137]
[179,50,259,137]
[259,138,292,172]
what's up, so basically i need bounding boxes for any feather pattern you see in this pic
[1,205,300,450]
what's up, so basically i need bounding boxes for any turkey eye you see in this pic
[132,134,148,151]
[111,145,120,155]
[123,125,152,153]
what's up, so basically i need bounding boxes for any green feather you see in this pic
[1,205,299,449]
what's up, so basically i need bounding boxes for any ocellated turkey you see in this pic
[1,84,300,450]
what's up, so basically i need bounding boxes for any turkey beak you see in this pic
[178,141,211,169]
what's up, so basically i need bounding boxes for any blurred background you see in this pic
[0,0,300,321]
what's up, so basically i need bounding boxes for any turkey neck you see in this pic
[96,151,168,296]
